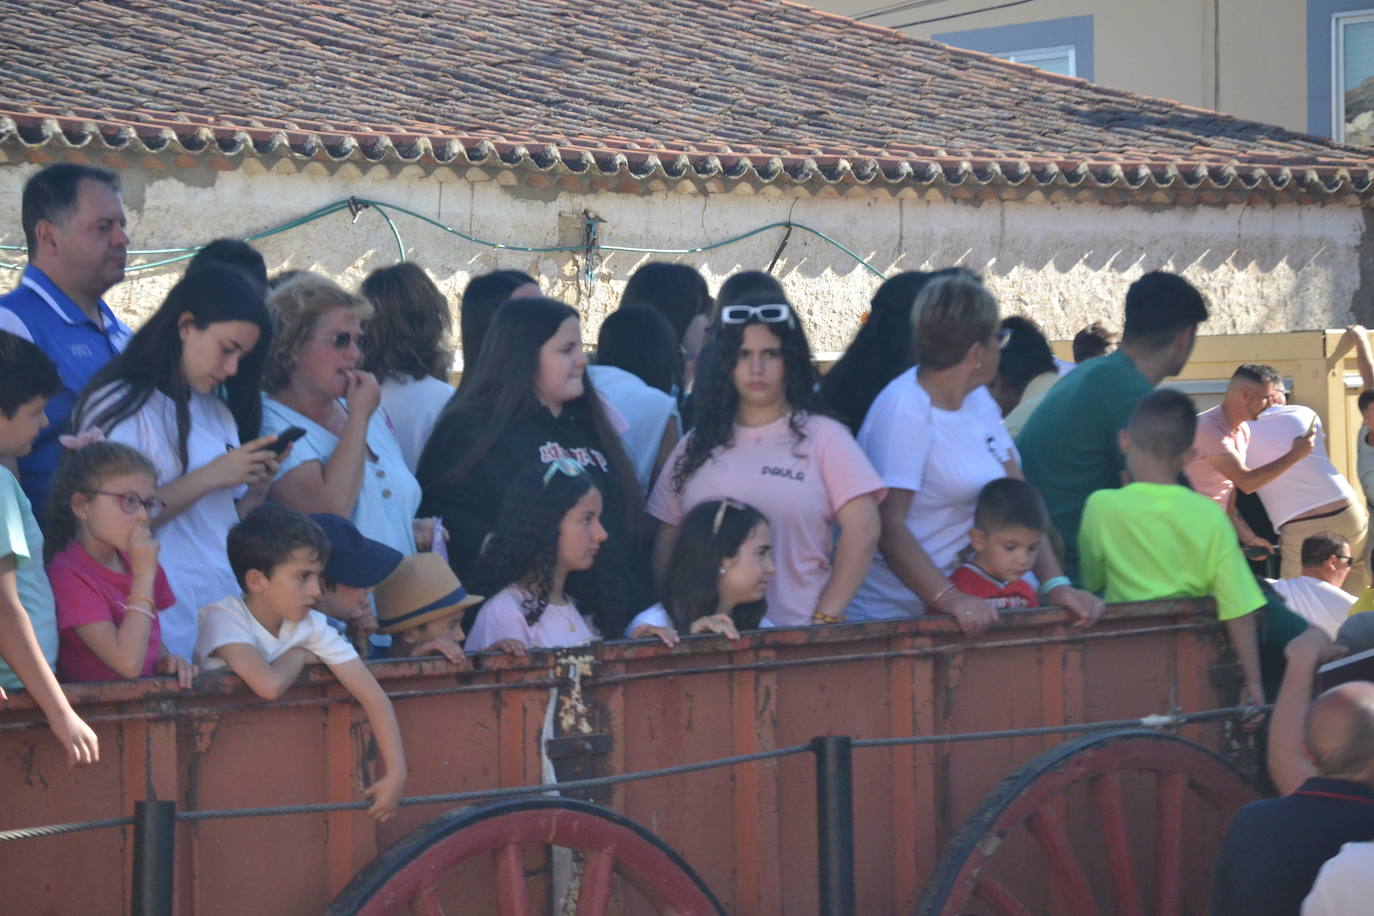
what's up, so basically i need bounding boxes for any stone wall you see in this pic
[0,154,1366,355]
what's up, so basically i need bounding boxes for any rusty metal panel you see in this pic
[0,600,1230,914]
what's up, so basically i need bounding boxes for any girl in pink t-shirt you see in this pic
[45,440,194,685]
[648,293,885,627]
[627,499,776,643]
[465,461,614,653]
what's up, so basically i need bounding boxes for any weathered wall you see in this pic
[0,156,1365,354]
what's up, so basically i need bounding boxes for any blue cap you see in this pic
[308,513,403,588]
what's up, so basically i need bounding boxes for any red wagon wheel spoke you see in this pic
[1153,770,1186,916]
[574,847,617,916]
[1090,772,1142,916]
[493,843,530,916]
[915,730,1262,916]
[326,798,724,916]
[1026,804,1099,916]
[975,877,1036,916]
[412,885,448,916]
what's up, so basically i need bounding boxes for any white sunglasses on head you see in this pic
[718,303,795,328]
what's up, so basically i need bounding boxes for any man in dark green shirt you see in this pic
[1016,272,1208,580]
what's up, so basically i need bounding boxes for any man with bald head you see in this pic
[1211,628,1374,914]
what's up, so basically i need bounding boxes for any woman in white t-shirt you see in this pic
[359,263,457,474]
[848,271,1103,634]
[647,292,885,628]
[260,274,426,559]
[73,263,283,659]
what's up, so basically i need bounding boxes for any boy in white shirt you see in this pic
[195,504,407,821]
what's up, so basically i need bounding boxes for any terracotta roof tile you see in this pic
[2,0,1372,201]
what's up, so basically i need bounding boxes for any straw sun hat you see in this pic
[375,553,483,635]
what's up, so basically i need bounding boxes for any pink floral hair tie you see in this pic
[58,428,105,450]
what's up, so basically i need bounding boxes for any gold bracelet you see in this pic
[811,611,846,625]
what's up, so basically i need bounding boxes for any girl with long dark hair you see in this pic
[417,297,648,634]
[464,462,618,651]
[72,264,280,659]
[626,498,773,642]
[589,306,681,491]
[816,271,934,434]
[646,292,884,627]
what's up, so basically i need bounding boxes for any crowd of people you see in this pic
[2,163,1374,904]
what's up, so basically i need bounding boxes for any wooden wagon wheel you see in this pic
[325,797,725,916]
[915,729,1262,916]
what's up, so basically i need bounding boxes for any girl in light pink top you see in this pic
[465,461,614,653]
[648,293,885,628]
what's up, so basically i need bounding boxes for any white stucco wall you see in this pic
[0,155,1366,354]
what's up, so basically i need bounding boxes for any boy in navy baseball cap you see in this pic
[309,513,403,653]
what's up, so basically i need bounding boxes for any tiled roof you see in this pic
[2,0,1372,202]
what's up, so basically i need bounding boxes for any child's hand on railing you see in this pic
[410,635,468,667]
[689,615,740,640]
[363,770,405,822]
[631,624,679,647]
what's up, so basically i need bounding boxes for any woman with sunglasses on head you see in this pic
[72,263,281,661]
[848,272,1104,634]
[647,292,885,628]
[626,498,775,645]
[260,274,428,561]
[418,296,649,636]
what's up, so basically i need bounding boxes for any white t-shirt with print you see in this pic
[84,384,245,660]
[195,594,358,669]
[849,370,1016,620]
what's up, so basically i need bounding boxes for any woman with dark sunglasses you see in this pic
[72,261,280,660]
[647,291,885,628]
[260,273,428,565]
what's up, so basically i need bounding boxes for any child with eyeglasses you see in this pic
[627,498,775,644]
[45,439,196,686]
[465,461,616,654]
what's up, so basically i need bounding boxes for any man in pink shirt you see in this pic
[1187,364,1314,552]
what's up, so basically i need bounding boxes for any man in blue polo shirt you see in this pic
[0,163,132,517]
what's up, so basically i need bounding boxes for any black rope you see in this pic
[0,705,1260,841]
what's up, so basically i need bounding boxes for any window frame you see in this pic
[999,44,1078,77]
[1331,8,1374,141]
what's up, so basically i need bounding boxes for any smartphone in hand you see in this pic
[268,426,307,455]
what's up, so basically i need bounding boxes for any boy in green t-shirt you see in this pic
[0,332,98,765]
[1079,389,1266,710]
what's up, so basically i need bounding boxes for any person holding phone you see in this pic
[72,262,282,659]
[260,274,430,563]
